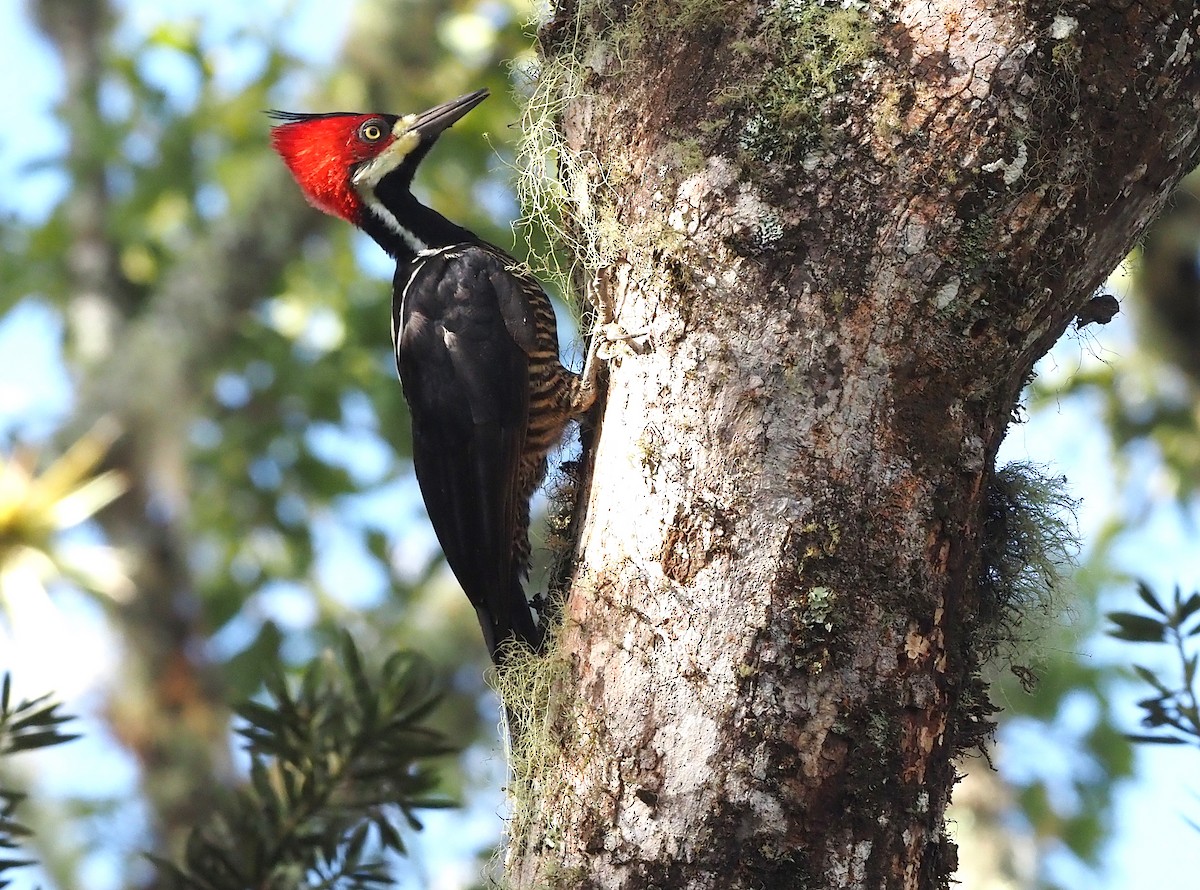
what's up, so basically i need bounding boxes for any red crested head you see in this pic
[268,91,489,250]
[268,112,399,223]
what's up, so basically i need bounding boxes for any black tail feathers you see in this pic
[477,577,545,668]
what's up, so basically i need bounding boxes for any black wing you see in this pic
[394,246,542,660]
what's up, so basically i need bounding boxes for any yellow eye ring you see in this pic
[359,121,385,142]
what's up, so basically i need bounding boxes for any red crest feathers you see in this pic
[268,113,393,223]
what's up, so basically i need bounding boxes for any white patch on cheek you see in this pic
[353,128,421,190]
[350,117,431,253]
[393,130,420,156]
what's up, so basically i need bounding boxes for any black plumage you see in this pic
[271,90,596,664]
[396,245,556,658]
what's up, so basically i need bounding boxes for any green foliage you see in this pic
[1016,168,1200,866]
[0,676,78,757]
[1135,171,1200,384]
[0,673,78,888]
[0,791,33,890]
[1108,582,1200,748]
[1035,354,1200,504]
[154,635,455,890]
[964,530,1137,879]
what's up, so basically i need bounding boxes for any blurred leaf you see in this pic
[1113,582,1200,752]
[1105,611,1166,643]
[1178,591,1200,623]
[1136,581,1168,616]
[223,621,285,701]
[1126,734,1189,745]
[1133,664,1169,692]
[0,676,76,886]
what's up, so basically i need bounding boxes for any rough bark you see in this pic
[509,2,1200,888]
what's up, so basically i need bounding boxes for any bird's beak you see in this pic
[354,89,491,192]
[407,89,489,140]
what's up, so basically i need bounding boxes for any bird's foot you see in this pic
[572,267,648,413]
[593,320,648,361]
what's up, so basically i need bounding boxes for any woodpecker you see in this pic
[269,90,598,665]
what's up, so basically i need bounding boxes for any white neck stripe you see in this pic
[362,195,427,254]
[397,255,429,340]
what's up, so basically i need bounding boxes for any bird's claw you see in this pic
[594,321,648,360]
[571,263,647,413]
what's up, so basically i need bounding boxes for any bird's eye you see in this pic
[359,121,385,142]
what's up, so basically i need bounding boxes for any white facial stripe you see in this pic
[351,116,428,254]
[362,195,427,253]
[353,127,421,191]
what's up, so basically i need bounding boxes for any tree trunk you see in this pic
[508,2,1200,888]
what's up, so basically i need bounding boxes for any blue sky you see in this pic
[996,317,1200,887]
[1,1,1198,888]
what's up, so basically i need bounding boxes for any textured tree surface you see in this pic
[509,2,1200,888]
